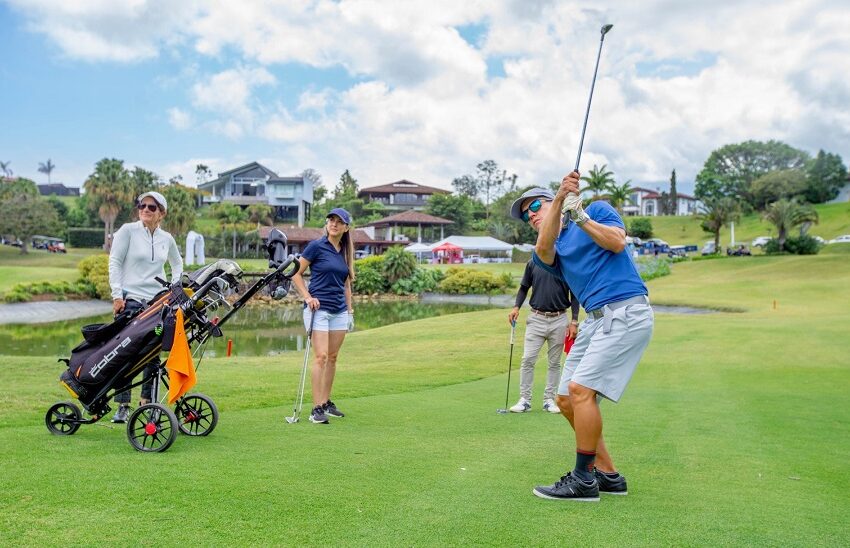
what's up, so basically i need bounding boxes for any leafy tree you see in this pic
[45,195,69,224]
[699,197,741,253]
[627,217,653,239]
[195,164,213,186]
[607,180,634,215]
[695,140,810,206]
[328,169,366,219]
[0,161,11,178]
[804,150,848,203]
[581,164,616,199]
[669,169,678,213]
[427,193,474,233]
[38,158,56,184]
[212,202,248,258]
[487,219,518,243]
[0,177,39,200]
[762,198,818,252]
[451,174,479,198]
[750,170,808,210]
[83,158,133,249]
[476,160,506,220]
[162,183,197,238]
[0,194,63,253]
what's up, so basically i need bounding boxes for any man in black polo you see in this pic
[508,188,580,413]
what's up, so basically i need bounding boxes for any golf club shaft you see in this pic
[503,322,516,410]
[290,310,315,420]
[574,29,611,172]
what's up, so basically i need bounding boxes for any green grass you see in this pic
[0,245,103,292]
[1,255,848,544]
[634,201,850,245]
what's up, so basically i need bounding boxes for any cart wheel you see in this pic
[174,393,219,436]
[126,403,178,453]
[45,401,82,436]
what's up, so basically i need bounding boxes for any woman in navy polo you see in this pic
[291,207,356,424]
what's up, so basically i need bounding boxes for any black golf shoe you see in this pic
[594,468,628,495]
[111,404,130,424]
[309,405,329,424]
[323,400,345,418]
[532,472,599,502]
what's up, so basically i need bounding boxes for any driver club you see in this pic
[563,23,614,214]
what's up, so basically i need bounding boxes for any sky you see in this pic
[1,0,848,196]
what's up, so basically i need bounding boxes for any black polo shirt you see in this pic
[515,260,577,317]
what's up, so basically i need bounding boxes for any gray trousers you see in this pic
[519,312,568,402]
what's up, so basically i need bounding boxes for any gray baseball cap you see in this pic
[509,187,555,220]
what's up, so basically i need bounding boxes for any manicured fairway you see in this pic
[0,254,848,545]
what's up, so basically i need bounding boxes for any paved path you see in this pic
[0,300,112,325]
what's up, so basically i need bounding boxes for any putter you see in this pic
[285,310,316,424]
[497,320,517,414]
[563,23,614,214]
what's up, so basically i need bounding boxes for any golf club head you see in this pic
[601,24,613,35]
[496,409,508,414]
[285,416,299,424]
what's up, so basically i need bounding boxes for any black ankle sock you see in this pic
[574,450,596,482]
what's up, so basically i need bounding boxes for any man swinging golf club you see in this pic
[508,188,580,414]
[512,173,654,502]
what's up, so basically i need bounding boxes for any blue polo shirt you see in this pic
[302,236,350,313]
[533,201,647,312]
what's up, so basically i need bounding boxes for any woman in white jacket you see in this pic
[108,191,183,423]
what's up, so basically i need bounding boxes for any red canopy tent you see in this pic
[431,242,463,264]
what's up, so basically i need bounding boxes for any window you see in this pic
[269,184,295,199]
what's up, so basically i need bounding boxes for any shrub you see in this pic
[634,256,671,282]
[628,218,654,239]
[767,235,821,255]
[437,268,509,294]
[77,254,111,299]
[353,255,388,294]
[382,246,417,283]
[390,268,442,295]
[2,280,97,303]
[67,228,104,248]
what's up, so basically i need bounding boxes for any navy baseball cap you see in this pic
[509,187,555,220]
[326,207,352,225]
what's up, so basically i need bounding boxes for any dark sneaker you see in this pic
[594,468,628,495]
[532,472,599,502]
[309,405,329,424]
[323,400,345,418]
[111,404,130,424]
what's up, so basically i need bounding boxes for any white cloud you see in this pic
[9,0,850,193]
[167,107,192,130]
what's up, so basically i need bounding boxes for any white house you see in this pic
[622,186,699,216]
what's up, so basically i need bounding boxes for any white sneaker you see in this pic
[509,398,531,413]
[543,399,561,414]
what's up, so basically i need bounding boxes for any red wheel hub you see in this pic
[144,422,158,435]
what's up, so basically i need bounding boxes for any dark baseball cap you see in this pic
[509,187,555,220]
[326,207,352,225]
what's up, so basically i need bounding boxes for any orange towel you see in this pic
[166,308,196,404]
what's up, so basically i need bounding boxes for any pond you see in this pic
[0,301,495,358]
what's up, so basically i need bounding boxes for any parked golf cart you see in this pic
[727,244,751,256]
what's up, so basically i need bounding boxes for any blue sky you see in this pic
[2,0,848,196]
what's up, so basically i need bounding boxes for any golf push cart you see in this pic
[45,229,299,452]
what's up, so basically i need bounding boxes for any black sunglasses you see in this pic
[521,199,545,222]
[137,203,160,212]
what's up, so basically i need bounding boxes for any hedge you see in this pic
[68,228,104,248]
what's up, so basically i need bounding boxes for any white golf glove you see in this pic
[347,313,355,332]
[562,193,590,226]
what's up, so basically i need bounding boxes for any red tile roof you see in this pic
[362,210,453,227]
[257,225,376,244]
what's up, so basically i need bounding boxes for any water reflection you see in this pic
[0,301,494,357]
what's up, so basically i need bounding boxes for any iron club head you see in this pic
[496,409,508,414]
[285,416,299,424]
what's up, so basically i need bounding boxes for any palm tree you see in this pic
[38,159,56,184]
[698,197,741,253]
[246,204,274,226]
[607,180,634,215]
[213,202,248,258]
[84,158,133,249]
[763,198,819,252]
[0,161,11,178]
[580,164,615,199]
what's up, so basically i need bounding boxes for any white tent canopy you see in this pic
[429,236,513,252]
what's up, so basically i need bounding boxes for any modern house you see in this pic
[358,180,450,212]
[38,183,80,197]
[198,162,313,226]
[622,186,699,216]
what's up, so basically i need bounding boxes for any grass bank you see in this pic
[0,253,848,544]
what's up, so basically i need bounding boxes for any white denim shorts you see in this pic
[303,307,351,332]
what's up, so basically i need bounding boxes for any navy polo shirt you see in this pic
[302,236,350,313]
[533,201,647,311]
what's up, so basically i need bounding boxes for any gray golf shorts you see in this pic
[558,301,654,402]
